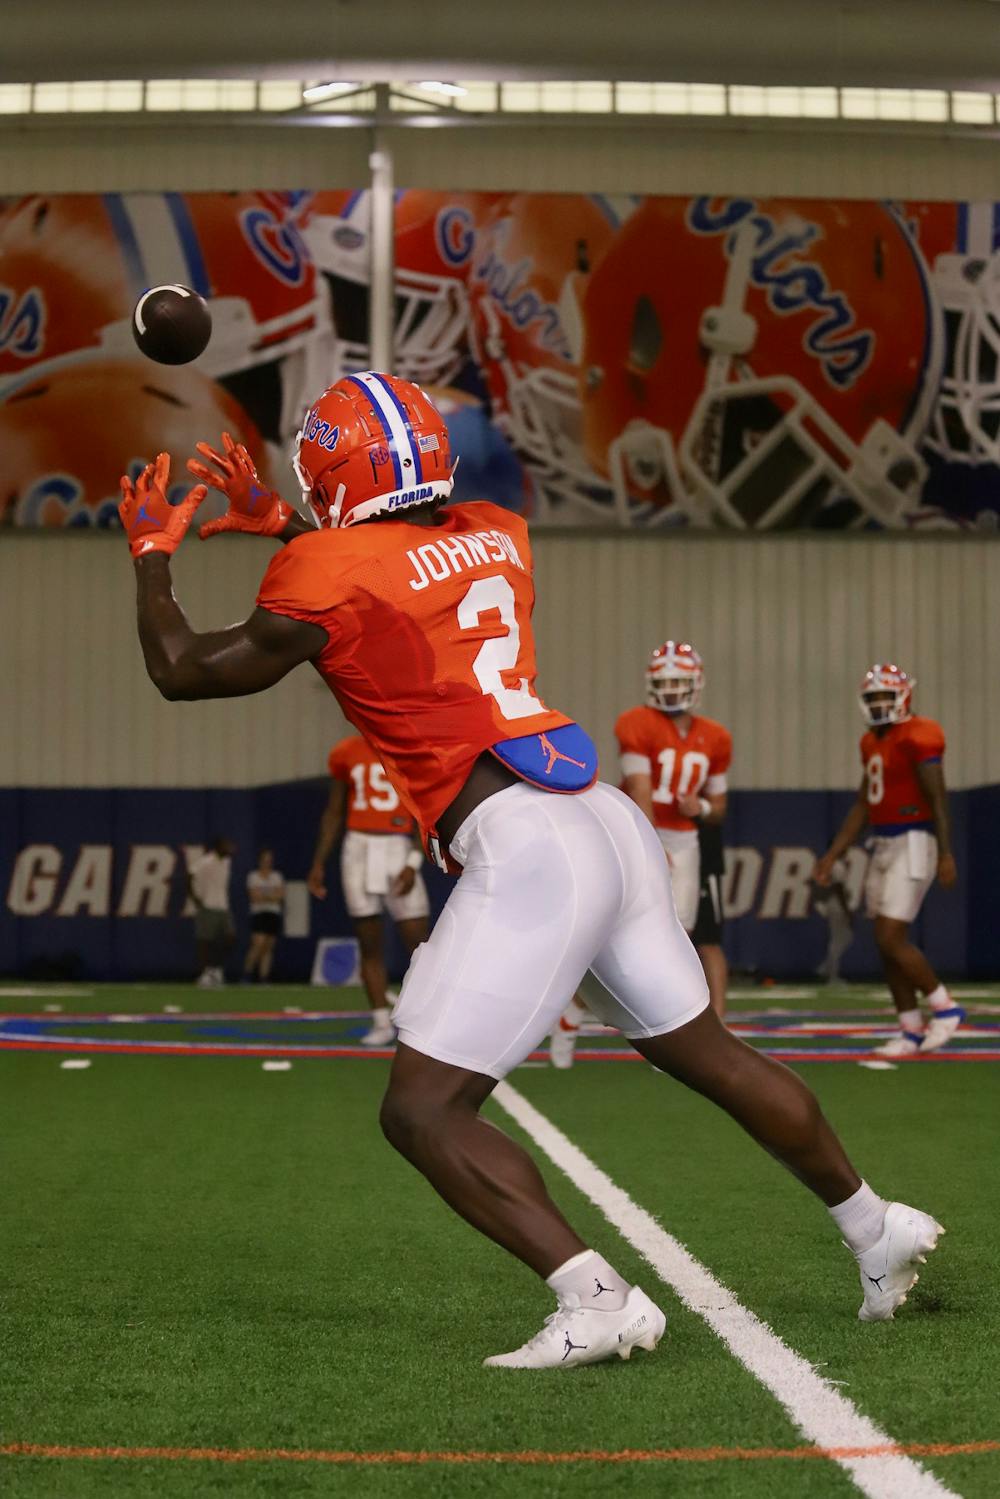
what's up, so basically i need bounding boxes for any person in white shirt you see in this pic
[188,836,235,988]
[244,847,285,983]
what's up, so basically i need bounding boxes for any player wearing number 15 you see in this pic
[119,373,944,1367]
[308,735,429,1047]
[814,665,961,1059]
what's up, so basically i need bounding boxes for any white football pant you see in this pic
[393,781,709,1079]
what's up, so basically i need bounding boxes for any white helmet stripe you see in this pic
[349,371,423,490]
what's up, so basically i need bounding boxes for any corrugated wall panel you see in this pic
[2,533,997,790]
[5,119,1000,201]
[1,535,351,789]
[529,534,999,790]
[0,123,370,194]
[392,123,1000,200]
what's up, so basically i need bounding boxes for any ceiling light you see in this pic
[416,81,467,97]
[302,82,359,102]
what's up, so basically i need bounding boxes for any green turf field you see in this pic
[1,982,997,1498]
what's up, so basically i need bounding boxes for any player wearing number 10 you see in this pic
[616,642,732,1015]
[815,664,961,1059]
[119,373,945,1368]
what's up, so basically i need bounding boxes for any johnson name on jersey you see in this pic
[258,500,570,839]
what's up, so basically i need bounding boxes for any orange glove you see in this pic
[187,432,294,539]
[118,453,206,558]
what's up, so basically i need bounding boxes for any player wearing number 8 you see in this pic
[121,373,946,1364]
[814,665,961,1058]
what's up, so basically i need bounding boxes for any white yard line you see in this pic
[493,1081,958,1499]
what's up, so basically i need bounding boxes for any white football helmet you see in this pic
[646,641,704,714]
[858,663,915,726]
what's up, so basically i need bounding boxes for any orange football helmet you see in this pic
[580,196,943,528]
[0,191,334,444]
[292,370,454,528]
[303,189,496,384]
[858,663,915,726]
[467,193,627,518]
[0,358,272,528]
[646,642,705,714]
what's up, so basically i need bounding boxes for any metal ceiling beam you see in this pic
[5,0,1000,89]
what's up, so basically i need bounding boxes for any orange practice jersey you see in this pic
[327,735,416,836]
[860,715,945,830]
[616,706,732,832]
[258,502,570,840]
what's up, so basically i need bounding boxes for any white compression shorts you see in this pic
[656,829,700,933]
[865,829,937,923]
[392,781,709,1079]
[340,831,430,923]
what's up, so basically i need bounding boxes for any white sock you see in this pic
[897,1007,924,1034]
[925,984,951,1011]
[370,1007,390,1026]
[547,1249,631,1311]
[829,1181,888,1254]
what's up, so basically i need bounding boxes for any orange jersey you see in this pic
[616,706,732,832]
[327,735,416,836]
[860,715,945,830]
[258,502,570,840]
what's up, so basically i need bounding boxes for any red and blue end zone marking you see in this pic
[1,1011,999,1062]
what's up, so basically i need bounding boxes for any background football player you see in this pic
[307,734,430,1047]
[615,642,732,1014]
[119,374,944,1367]
[814,664,961,1056]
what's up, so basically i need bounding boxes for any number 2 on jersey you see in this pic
[456,575,544,721]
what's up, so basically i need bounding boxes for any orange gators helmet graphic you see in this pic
[467,192,627,519]
[858,663,915,727]
[0,357,273,528]
[646,642,705,714]
[0,191,334,446]
[303,189,497,384]
[293,371,455,529]
[580,196,943,528]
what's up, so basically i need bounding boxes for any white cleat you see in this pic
[484,1286,666,1369]
[872,1031,925,1059]
[549,1022,579,1070]
[922,1006,965,1053]
[854,1201,945,1321]
[360,1020,395,1047]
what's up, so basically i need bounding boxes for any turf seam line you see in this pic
[1,1442,997,1466]
[491,1080,959,1499]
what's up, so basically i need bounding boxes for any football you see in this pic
[131,283,212,365]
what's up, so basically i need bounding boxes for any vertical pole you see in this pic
[369,82,395,373]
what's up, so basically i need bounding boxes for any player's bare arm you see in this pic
[391,837,424,898]
[621,771,655,824]
[120,453,325,701]
[308,780,347,899]
[917,759,957,887]
[814,778,869,883]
